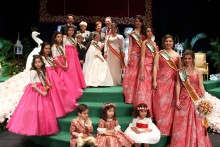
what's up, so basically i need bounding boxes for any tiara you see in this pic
[137,107,148,110]
[102,103,116,109]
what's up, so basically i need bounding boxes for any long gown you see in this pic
[83,41,113,87]
[134,41,158,117]
[123,32,145,104]
[96,118,133,147]
[51,45,82,99]
[63,36,86,89]
[6,70,59,136]
[104,34,124,86]
[42,56,78,118]
[170,74,212,147]
[153,54,178,135]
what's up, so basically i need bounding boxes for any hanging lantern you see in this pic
[14,33,23,55]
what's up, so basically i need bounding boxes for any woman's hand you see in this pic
[152,81,157,90]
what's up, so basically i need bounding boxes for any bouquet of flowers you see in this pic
[197,100,213,116]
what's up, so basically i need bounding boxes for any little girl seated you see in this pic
[124,103,161,147]
[96,103,133,147]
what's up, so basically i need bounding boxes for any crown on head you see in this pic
[102,103,116,109]
[137,107,148,111]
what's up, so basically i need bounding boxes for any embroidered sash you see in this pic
[145,41,156,57]
[93,42,102,51]
[107,39,125,69]
[179,69,209,129]
[56,45,66,64]
[67,37,77,47]
[179,69,200,102]
[46,57,56,70]
[36,69,50,92]
[159,50,178,71]
[130,31,142,48]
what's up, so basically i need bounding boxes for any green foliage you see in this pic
[180,33,207,50]
[206,37,220,72]
[0,38,26,77]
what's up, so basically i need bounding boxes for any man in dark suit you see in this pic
[60,14,78,36]
[101,17,120,36]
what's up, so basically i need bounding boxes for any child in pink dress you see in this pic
[70,104,97,147]
[39,42,78,118]
[63,26,86,89]
[6,55,59,136]
[96,103,133,147]
[51,31,82,99]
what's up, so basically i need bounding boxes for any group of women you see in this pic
[122,15,219,146]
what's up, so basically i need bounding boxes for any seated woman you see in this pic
[83,33,113,87]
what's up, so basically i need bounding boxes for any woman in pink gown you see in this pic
[63,26,86,89]
[6,55,58,136]
[123,15,146,104]
[170,50,212,147]
[152,34,181,135]
[135,26,159,118]
[51,31,82,100]
[40,42,78,118]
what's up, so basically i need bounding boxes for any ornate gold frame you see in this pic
[39,0,152,26]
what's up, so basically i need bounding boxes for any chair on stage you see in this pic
[195,52,209,80]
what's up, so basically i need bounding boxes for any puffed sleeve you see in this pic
[51,45,58,59]
[97,119,107,134]
[129,118,137,127]
[114,118,121,131]
[30,70,37,87]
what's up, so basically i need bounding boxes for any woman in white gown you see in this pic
[104,23,125,86]
[83,32,113,87]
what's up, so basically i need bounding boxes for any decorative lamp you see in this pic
[14,33,23,55]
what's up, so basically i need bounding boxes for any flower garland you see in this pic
[102,103,116,109]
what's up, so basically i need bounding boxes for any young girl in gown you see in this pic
[63,26,86,89]
[96,103,133,147]
[83,32,113,87]
[51,31,82,99]
[124,103,161,147]
[39,42,78,118]
[6,55,59,136]
[170,50,212,147]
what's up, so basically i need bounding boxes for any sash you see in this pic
[36,69,50,92]
[179,69,209,129]
[159,50,178,71]
[130,31,142,48]
[67,37,77,47]
[56,45,66,64]
[93,42,102,51]
[136,123,148,128]
[145,41,156,57]
[107,40,125,69]
[45,57,56,70]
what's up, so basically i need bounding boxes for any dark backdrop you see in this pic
[0,0,219,73]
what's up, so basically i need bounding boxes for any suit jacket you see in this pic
[101,26,120,35]
[60,24,78,35]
